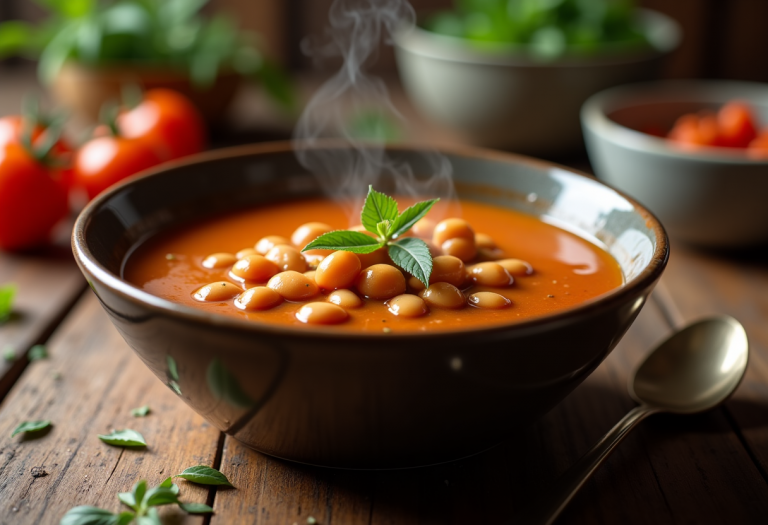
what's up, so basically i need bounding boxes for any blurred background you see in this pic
[2,0,767,154]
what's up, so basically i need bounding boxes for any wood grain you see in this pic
[0,250,86,398]
[0,293,222,525]
[210,297,768,524]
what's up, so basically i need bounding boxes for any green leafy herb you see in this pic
[98,429,147,447]
[11,420,51,437]
[130,405,150,417]
[63,473,218,524]
[207,359,254,408]
[179,502,214,514]
[303,186,439,287]
[60,506,134,525]
[0,0,294,110]
[3,345,15,362]
[28,344,48,361]
[0,283,15,323]
[175,465,234,487]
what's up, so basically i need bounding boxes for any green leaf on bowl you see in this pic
[206,358,254,408]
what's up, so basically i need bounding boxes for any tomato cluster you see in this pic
[0,89,206,251]
[666,100,768,157]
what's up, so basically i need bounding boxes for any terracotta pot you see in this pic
[51,61,241,124]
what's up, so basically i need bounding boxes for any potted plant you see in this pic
[0,0,294,122]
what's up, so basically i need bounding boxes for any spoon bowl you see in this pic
[631,316,749,414]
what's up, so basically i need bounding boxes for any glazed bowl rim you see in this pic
[582,79,768,165]
[72,141,669,341]
[394,8,681,69]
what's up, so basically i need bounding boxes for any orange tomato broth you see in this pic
[123,197,623,333]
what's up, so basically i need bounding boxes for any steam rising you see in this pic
[293,0,455,219]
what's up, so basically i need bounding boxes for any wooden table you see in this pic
[1,216,768,525]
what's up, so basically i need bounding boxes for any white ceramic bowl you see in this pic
[394,9,680,155]
[582,80,768,247]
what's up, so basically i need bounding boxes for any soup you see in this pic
[124,197,623,333]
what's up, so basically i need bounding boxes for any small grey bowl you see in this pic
[394,9,680,155]
[582,80,768,247]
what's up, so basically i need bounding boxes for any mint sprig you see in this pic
[62,471,218,524]
[302,186,439,287]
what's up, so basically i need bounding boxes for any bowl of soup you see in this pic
[72,142,668,468]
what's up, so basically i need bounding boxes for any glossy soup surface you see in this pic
[124,198,624,333]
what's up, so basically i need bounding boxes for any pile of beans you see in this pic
[192,217,533,325]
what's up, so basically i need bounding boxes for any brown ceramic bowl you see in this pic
[72,142,668,469]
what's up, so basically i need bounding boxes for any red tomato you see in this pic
[668,114,719,148]
[717,101,758,148]
[73,136,164,200]
[118,89,206,160]
[0,143,69,251]
[0,115,73,155]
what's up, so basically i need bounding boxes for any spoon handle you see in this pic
[520,404,657,525]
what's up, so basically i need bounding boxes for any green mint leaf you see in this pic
[117,492,136,511]
[143,486,180,507]
[207,359,255,409]
[59,506,124,525]
[117,512,135,525]
[11,420,51,437]
[136,507,161,525]
[179,502,214,514]
[3,345,15,362]
[376,220,392,240]
[361,185,399,235]
[176,465,234,487]
[390,199,439,238]
[158,477,180,495]
[388,238,433,288]
[0,283,16,323]
[302,231,383,254]
[97,429,147,447]
[28,344,48,361]
[130,405,150,417]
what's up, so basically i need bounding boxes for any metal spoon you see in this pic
[521,316,749,525]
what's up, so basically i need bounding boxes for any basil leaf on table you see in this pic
[97,429,146,447]
[175,465,234,487]
[11,420,51,437]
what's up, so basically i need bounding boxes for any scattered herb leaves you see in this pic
[3,345,15,362]
[302,186,439,286]
[130,405,150,417]
[175,465,234,487]
[28,344,48,361]
[62,473,214,524]
[11,420,51,437]
[97,429,147,447]
[0,283,16,323]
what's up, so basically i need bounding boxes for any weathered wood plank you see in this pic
[0,292,222,524]
[210,298,768,524]
[658,245,768,483]
[0,250,86,397]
